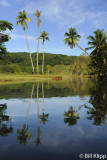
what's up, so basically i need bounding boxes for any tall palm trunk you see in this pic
[37,25,39,74]
[76,43,89,55]
[25,30,35,74]
[42,42,44,74]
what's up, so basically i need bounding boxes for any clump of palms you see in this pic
[64,27,88,55]
[16,10,35,74]
[39,31,49,74]
[34,10,42,74]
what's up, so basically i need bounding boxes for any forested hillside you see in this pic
[0,52,77,74]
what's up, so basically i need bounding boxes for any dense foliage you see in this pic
[0,20,13,58]
[86,29,107,77]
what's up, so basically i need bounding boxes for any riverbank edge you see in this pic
[0,74,96,82]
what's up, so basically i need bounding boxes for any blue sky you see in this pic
[0,0,107,56]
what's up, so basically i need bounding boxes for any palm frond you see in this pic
[26,17,32,23]
[64,32,70,37]
[22,20,26,30]
[17,21,21,26]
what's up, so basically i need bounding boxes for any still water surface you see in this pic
[0,77,107,160]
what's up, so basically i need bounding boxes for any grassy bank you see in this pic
[0,73,96,83]
[0,73,69,82]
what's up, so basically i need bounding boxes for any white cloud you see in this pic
[0,0,10,6]
[22,0,107,28]
[11,33,36,42]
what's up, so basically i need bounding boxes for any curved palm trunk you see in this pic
[25,30,35,74]
[76,43,99,66]
[42,42,44,74]
[37,26,39,74]
[76,43,89,55]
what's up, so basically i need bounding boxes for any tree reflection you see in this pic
[64,106,80,126]
[85,78,107,126]
[35,83,41,145]
[17,124,31,145]
[0,103,13,136]
[17,84,34,144]
[39,83,49,125]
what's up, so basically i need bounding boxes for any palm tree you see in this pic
[86,29,107,51]
[86,29,107,75]
[64,27,88,55]
[39,31,49,74]
[16,10,35,74]
[34,10,42,74]
[46,65,51,74]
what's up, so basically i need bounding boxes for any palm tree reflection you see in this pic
[17,84,34,144]
[39,83,49,125]
[17,124,31,145]
[85,105,107,126]
[64,106,80,126]
[35,82,41,145]
[0,103,13,136]
[85,78,107,126]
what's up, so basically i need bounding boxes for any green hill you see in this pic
[0,52,77,74]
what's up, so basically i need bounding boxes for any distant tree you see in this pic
[39,31,49,74]
[16,10,35,74]
[34,10,42,74]
[64,27,88,54]
[46,65,51,74]
[70,56,90,75]
[0,20,13,59]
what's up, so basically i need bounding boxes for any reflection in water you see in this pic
[40,83,49,125]
[85,78,107,126]
[64,106,80,126]
[35,83,41,145]
[17,84,34,144]
[63,78,107,127]
[0,104,13,136]
[0,78,107,160]
[17,124,31,145]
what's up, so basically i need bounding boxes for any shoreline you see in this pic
[0,74,96,83]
